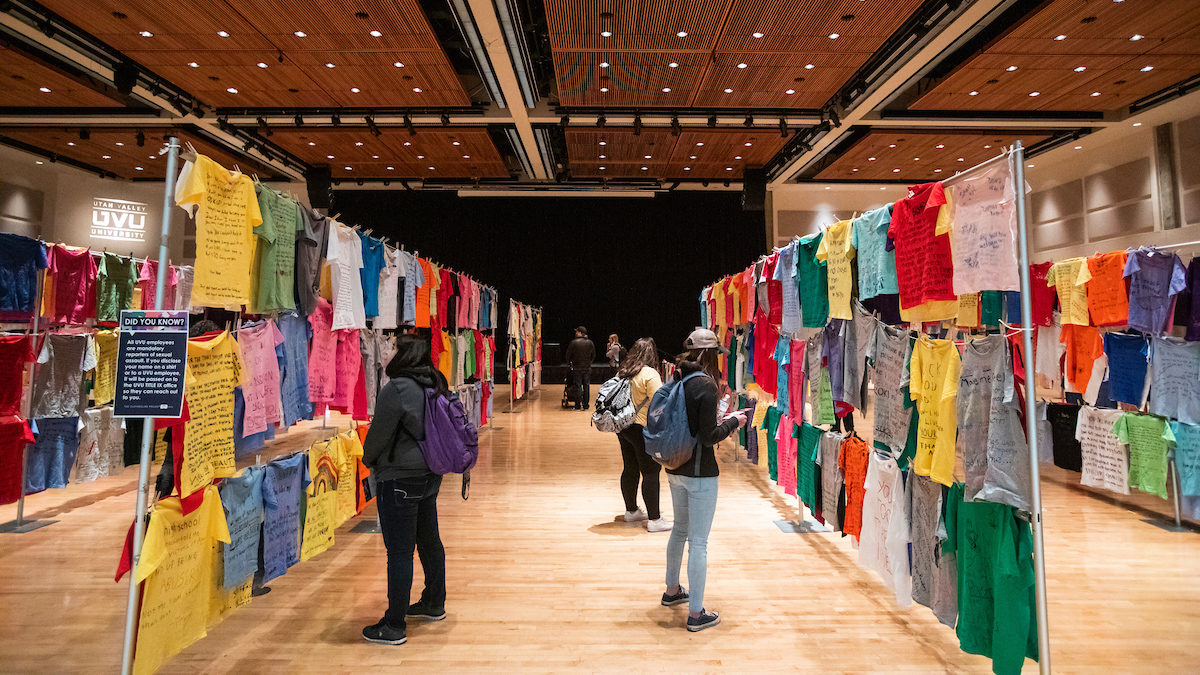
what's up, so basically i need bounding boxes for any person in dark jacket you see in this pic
[660,328,746,633]
[564,326,596,410]
[361,334,450,646]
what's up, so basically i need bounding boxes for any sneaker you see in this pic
[362,620,407,645]
[624,509,648,522]
[686,610,721,632]
[661,587,689,607]
[647,518,673,533]
[407,602,446,621]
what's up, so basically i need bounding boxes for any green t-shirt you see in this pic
[464,330,476,377]
[944,483,1039,675]
[817,368,835,425]
[96,253,135,322]
[1114,413,1175,499]
[794,422,822,512]
[251,186,303,313]
[797,233,829,328]
[981,291,1005,327]
[763,406,781,482]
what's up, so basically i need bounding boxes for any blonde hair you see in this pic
[608,333,619,346]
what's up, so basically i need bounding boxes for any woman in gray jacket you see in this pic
[361,334,450,646]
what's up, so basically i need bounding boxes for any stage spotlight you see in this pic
[779,118,788,138]
[596,114,606,128]
[671,116,681,136]
[633,114,642,136]
[403,114,416,136]
[744,114,754,127]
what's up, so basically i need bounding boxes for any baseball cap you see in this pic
[685,327,728,354]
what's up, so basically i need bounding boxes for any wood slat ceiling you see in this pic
[35,0,468,109]
[0,127,280,180]
[692,52,863,109]
[545,0,730,52]
[814,129,1055,182]
[554,51,708,108]
[912,0,1200,111]
[0,44,124,108]
[265,128,509,180]
[565,127,789,180]
[716,0,924,55]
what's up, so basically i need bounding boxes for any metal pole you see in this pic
[1013,140,1052,674]
[120,135,180,675]
[14,270,44,528]
[1170,456,1183,528]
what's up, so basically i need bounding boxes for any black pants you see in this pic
[571,368,591,408]
[617,424,661,520]
[377,475,446,629]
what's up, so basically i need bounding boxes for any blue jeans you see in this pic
[665,474,719,613]
[376,475,446,628]
[571,368,591,408]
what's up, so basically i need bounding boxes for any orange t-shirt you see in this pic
[415,258,434,328]
[838,436,870,540]
[1080,251,1129,327]
[1060,324,1104,394]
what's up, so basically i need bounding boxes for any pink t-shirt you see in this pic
[777,414,797,497]
[333,329,361,411]
[457,274,472,329]
[47,245,97,324]
[138,259,178,310]
[237,320,284,436]
[308,298,337,402]
[788,339,806,418]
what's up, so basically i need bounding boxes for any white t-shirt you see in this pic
[857,452,912,607]
[938,157,1023,294]
[1076,406,1130,495]
[326,223,366,330]
[375,247,401,330]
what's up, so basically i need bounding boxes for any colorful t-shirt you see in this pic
[889,181,954,310]
[851,205,898,300]
[1078,251,1129,326]
[218,465,264,590]
[816,219,856,320]
[95,253,136,322]
[358,232,387,318]
[0,233,47,320]
[237,321,284,436]
[1114,413,1175,499]
[262,452,310,582]
[1149,337,1200,425]
[1104,332,1150,407]
[1124,248,1187,335]
[1045,257,1090,326]
[937,160,1021,294]
[182,330,245,497]
[1060,324,1103,395]
[872,323,912,454]
[910,337,961,487]
[47,245,97,323]
[838,435,871,539]
[326,223,367,330]
[796,233,829,328]
[1028,261,1055,326]
[1075,406,1129,495]
[956,334,1029,511]
[0,335,33,416]
[251,186,302,313]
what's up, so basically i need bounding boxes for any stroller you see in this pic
[562,376,579,409]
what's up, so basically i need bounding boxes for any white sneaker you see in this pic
[624,509,648,522]
[647,518,673,533]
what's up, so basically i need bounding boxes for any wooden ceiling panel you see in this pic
[266,128,508,179]
[814,129,1054,182]
[286,51,471,107]
[35,0,271,52]
[545,0,730,52]
[692,52,859,108]
[1001,0,1200,52]
[565,127,676,179]
[145,51,339,109]
[564,127,789,180]
[229,0,441,52]
[0,127,280,180]
[717,0,924,55]
[664,128,789,179]
[554,51,707,107]
[0,45,124,108]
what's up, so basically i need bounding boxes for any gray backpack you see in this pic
[591,375,645,433]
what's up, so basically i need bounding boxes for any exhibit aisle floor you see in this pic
[2,387,1199,674]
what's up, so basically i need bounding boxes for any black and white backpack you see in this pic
[590,375,645,433]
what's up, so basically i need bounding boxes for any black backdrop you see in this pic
[332,190,767,371]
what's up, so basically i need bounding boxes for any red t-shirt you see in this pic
[0,335,33,416]
[0,416,35,504]
[753,313,778,395]
[48,245,97,324]
[1029,261,1056,326]
[888,182,955,310]
[764,252,782,325]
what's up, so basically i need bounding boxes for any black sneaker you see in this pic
[407,602,446,621]
[362,620,407,645]
[661,587,689,607]
[686,610,721,632]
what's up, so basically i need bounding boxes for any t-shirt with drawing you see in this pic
[816,219,856,320]
[937,159,1021,294]
[1060,324,1103,395]
[857,451,912,607]
[851,205,898,301]
[294,207,328,317]
[0,334,33,416]
[1124,248,1187,335]
[772,242,801,334]
[956,334,1030,511]
[237,320,284,436]
[31,333,94,419]
[0,233,47,320]
[1028,261,1055,326]
[262,452,311,582]
[357,231,387,318]
[838,435,871,540]
[1114,412,1174,499]
[95,253,136,322]
[1104,332,1150,407]
[1075,406,1128,495]
[250,186,303,314]
[218,465,264,590]
[47,245,96,323]
[137,259,177,311]
[1149,337,1200,425]
[796,233,829,328]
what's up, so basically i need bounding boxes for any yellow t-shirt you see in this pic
[957,294,981,328]
[711,282,727,333]
[899,300,959,324]
[175,154,262,310]
[134,486,230,675]
[815,219,856,320]
[1046,257,1090,326]
[629,365,663,426]
[335,431,364,525]
[93,330,119,406]
[910,337,961,486]
[182,331,244,497]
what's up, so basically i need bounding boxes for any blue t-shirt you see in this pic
[1104,332,1150,406]
[850,205,898,300]
[1124,249,1187,334]
[824,320,846,403]
[219,465,265,589]
[358,232,387,318]
[278,313,313,427]
[773,242,801,334]
[262,452,311,582]
[774,336,791,416]
[1170,421,1200,497]
[0,233,48,319]
[26,416,78,493]
[234,387,275,456]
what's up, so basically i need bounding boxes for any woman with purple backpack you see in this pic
[361,334,450,646]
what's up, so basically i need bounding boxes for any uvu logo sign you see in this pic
[91,198,148,242]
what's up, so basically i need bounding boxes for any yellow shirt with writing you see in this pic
[957,294,981,328]
[93,330,119,406]
[1046,257,1090,326]
[182,331,244,497]
[335,431,364,525]
[816,219,856,320]
[134,486,230,675]
[175,154,262,310]
[910,337,961,486]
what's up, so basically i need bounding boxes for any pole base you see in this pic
[0,518,57,533]
[1142,518,1193,533]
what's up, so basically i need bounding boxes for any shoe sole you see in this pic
[408,613,446,622]
[687,616,721,632]
[647,526,673,533]
[363,635,407,645]
[661,597,689,607]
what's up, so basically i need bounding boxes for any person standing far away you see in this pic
[565,326,596,410]
[360,334,450,646]
[606,333,625,367]
[616,338,671,532]
[661,328,746,632]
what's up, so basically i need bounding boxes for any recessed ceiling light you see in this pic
[327,155,334,159]
[453,141,461,146]
[600,141,607,145]
[662,87,671,92]
[805,64,815,69]
[294,31,307,37]
[148,155,155,159]
[355,141,364,146]
[1133,122,1142,126]
[139,31,153,37]
[188,62,199,67]
[737,63,748,69]
[35,160,43,165]
[308,141,316,146]
[935,144,944,148]
[725,167,732,171]
[67,141,75,146]
[1074,145,1082,149]
[852,168,859,172]
[983,144,991,149]
[1091,91,1101,96]
[696,142,704,146]
[934,169,942,173]
[601,30,612,37]
[345,166,353,170]
[135,166,143,171]
[370,30,382,37]
[723,88,733,93]
[881,187,887,190]
[413,87,422,92]
[325,62,335,68]
[1029,91,1040,96]
[1055,34,1066,41]
[599,166,606,170]
[404,141,411,146]
[600,87,609,92]
[669,62,679,68]
[39,87,51,93]
[351,87,360,93]
[257,62,269,68]
[1006,65,1018,72]
[752,32,764,38]
[387,166,394,170]
[642,166,649,170]
[102,155,111,159]
[969,90,979,96]
[217,31,230,37]
[1028,164,1034,168]
[744,142,752,147]
[684,167,691,170]
[227,87,238,93]
[825,186,831,190]
[689,155,696,159]
[868,156,876,161]
[828,33,839,39]
[892,168,900,173]
[735,155,742,159]
[914,157,920,161]
[957,157,965,162]
[418,155,425,159]
[600,154,607,159]
[394,62,405,68]
[1130,34,1143,41]
[888,143,896,148]
[115,142,124,146]
[676,31,688,37]
[428,166,435,170]
[1074,66,1087,72]
[644,154,652,159]
[373,155,379,159]
[785,88,795,94]
[599,62,609,68]
[1141,65,1154,72]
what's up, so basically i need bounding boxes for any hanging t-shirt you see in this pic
[357,232,386,318]
[1060,324,1103,395]
[218,465,264,590]
[0,334,33,416]
[181,330,244,498]
[957,335,1030,511]
[851,205,898,301]
[773,336,790,416]
[889,181,955,310]
[857,451,912,606]
[375,247,401,329]
[175,154,262,310]
[908,473,941,610]
[1125,248,1187,335]
[1149,337,1200,424]
[775,415,797,497]
[940,161,1023,294]
[1115,413,1174,499]
[762,406,781,482]
[816,219,856,320]
[1026,261,1056,326]
[787,339,806,420]
[839,435,871,539]
[32,333,94,419]
[174,265,194,313]
[333,329,362,412]
[1186,258,1200,342]
[72,406,119,483]
[796,234,829,328]
[957,293,981,327]
[1047,403,1083,471]
[1045,257,1090,326]
[95,253,136,322]
[872,323,912,454]
[1075,406,1129,495]
[308,298,338,404]
[763,252,783,325]
[817,431,844,531]
[132,486,230,675]
[415,258,435,328]
[250,186,302,313]
[237,321,284,436]
[25,416,78,492]
[46,245,96,323]
[752,314,778,395]
[842,307,875,412]
[1104,332,1150,407]
[772,242,801,334]
[794,422,821,510]
[277,313,312,427]
[910,337,961,487]
[136,259,178,311]
[262,452,311,582]
[0,233,48,321]
[294,207,328,317]
[1078,251,1129,326]
[326,223,367,330]
[1169,421,1200,497]
[0,417,34,504]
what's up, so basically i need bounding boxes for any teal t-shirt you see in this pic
[794,422,822,512]
[797,233,829,328]
[850,205,898,300]
[763,406,781,482]
[981,291,1005,327]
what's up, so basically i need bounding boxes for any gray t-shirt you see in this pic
[908,473,941,609]
[871,323,911,453]
[817,431,844,531]
[294,207,329,317]
[32,333,93,419]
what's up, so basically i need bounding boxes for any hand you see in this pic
[730,410,748,429]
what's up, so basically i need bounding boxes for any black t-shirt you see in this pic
[1047,403,1083,472]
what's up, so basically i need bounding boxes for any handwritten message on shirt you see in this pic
[1076,407,1129,495]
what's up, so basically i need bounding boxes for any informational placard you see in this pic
[115,310,188,418]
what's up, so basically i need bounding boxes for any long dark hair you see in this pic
[385,334,449,394]
[618,337,658,378]
[676,347,720,381]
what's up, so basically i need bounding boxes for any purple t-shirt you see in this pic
[1124,249,1186,335]
[1186,258,1200,341]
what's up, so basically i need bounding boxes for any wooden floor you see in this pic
[2,387,1200,674]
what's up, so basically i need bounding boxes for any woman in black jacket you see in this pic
[361,334,450,645]
[661,328,747,632]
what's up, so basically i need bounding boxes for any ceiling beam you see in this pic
[465,0,548,179]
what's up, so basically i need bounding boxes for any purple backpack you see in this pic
[388,388,479,499]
